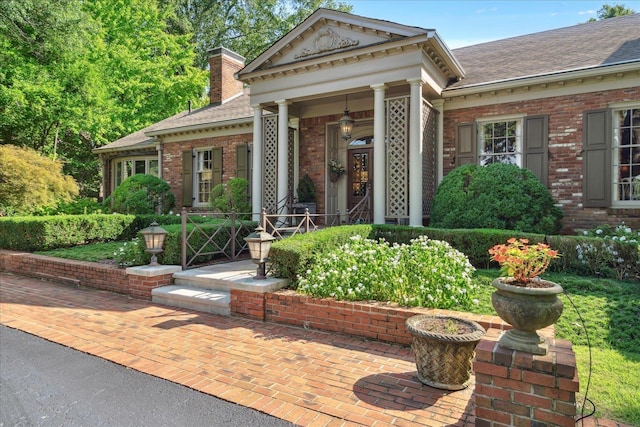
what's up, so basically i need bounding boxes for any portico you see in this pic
[237,8,464,226]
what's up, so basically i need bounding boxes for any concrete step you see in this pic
[152,285,230,316]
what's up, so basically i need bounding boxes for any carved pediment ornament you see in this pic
[294,26,359,59]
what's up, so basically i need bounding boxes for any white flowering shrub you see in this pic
[297,235,477,308]
[575,224,640,280]
[113,238,150,267]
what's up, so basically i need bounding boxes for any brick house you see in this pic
[94,9,640,232]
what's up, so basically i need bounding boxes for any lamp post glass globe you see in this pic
[244,226,275,280]
[140,221,167,266]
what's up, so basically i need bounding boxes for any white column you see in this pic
[432,99,445,184]
[276,100,290,215]
[371,84,387,224]
[252,105,263,221]
[408,79,423,227]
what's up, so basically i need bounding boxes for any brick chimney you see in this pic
[208,47,245,105]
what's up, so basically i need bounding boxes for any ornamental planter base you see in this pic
[498,328,549,355]
[405,315,486,390]
[491,278,564,356]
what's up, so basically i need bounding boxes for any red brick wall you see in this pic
[162,133,252,208]
[0,251,171,300]
[474,334,578,426]
[0,251,129,295]
[263,290,508,345]
[443,88,640,233]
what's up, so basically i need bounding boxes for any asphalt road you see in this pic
[0,325,295,427]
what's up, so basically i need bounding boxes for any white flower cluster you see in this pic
[297,234,477,309]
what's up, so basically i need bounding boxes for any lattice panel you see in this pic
[422,101,438,216]
[386,96,409,217]
[262,115,278,213]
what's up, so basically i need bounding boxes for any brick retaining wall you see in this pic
[0,250,174,299]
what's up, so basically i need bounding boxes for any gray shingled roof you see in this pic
[149,89,253,134]
[448,13,640,89]
[95,90,253,152]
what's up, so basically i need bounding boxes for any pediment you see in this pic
[240,8,430,74]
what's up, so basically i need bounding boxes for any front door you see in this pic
[347,147,372,212]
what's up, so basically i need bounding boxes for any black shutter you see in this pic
[583,109,611,208]
[212,147,223,188]
[235,144,248,180]
[523,115,549,186]
[182,151,193,207]
[456,123,476,166]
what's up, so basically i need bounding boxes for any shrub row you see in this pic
[270,225,640,287]
[0,214,185,251]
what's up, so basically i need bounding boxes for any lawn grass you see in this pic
[465,270,640,426]
[33,243,640,425]
[35,241,125,263]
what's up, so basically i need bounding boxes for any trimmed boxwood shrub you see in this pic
[104,174,175,215]
[0,214,189,251]
[270,224,639,286]
[430,164,563,235]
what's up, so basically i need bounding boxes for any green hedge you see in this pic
[270,225,640,286]
[0,214,187,251]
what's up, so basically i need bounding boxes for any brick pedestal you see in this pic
[126,265,182,299]
[474,330,579,427]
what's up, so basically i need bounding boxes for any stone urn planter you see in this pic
[405,314,486,390]
[491,277,564,355]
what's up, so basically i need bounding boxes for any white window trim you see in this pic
[476,115,525,167]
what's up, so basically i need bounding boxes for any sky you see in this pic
[348,0,639,48]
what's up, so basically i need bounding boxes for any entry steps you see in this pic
[151,259,288,316]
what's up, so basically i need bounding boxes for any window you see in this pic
[112,157,159,189]
[181,147,222,207]
[455,116,548,185]
[197,150,213,204]
[613,107,640,202]
[478,120,522,166]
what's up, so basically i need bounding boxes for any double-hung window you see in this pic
[455,115,548,185]
[478,119,522,166]
[197,150,213,205]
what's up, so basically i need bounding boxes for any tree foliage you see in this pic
[0,0,207,197]
[163,0,352,68]
[0,145,78,215]
[588,3,635,21]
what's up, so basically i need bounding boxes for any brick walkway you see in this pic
[1,272,632,427]
[0,272,476,426]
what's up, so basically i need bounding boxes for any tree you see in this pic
[164,0,353,68]
[0,0,207,197]
[588,3,635,21]
[0,145,78,215]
